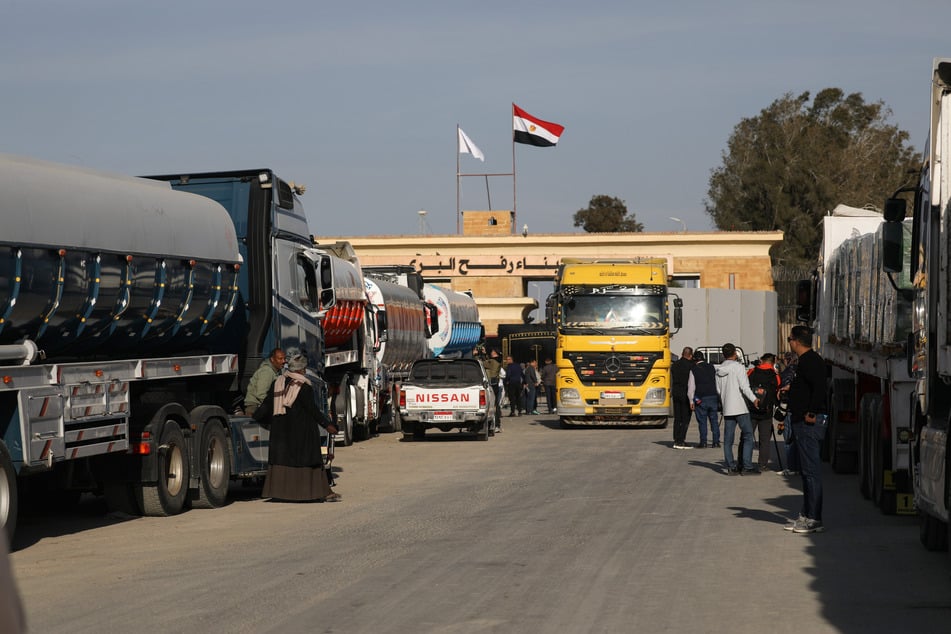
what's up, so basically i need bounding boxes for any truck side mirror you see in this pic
[883,197,906,222]
[881,221,904,273]
[795,279,813,323]
[671,296,683,330]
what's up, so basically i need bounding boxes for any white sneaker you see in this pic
[792,518,825,534]
[783,515,804,531]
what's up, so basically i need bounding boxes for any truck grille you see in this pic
[565,351,661,386]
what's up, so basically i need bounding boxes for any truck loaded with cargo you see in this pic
[797,205,915,514]
[877,58,951,551]
[0,154,337,542]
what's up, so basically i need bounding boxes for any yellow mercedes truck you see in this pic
[548,258,681,427]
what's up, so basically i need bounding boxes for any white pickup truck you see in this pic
[399,358,495,441]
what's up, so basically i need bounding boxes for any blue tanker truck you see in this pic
[0,154,335,543]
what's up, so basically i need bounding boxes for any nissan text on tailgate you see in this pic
[399,358,495,441]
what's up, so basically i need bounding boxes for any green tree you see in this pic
[573,195,644,232]
[705,88,920,265]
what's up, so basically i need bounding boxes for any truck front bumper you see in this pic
[557,404,669,426]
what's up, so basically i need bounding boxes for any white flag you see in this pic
[458,127,485,161]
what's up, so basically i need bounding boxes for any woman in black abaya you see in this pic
[254,353,340,502]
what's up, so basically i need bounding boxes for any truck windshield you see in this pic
[560,294,667,332]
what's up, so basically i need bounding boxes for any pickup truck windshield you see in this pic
[410,360,484,382]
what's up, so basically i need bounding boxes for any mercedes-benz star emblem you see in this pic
[604,355,622,373]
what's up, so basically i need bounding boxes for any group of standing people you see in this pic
[670,327,828,533]
[479,349,557,421]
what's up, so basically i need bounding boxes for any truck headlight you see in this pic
[559,388,581,404]
[643,388,666,405]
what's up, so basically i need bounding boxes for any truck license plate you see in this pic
[432,412,454,421]
[600,391,623,400]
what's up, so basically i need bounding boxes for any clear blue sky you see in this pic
[3,1,949,237]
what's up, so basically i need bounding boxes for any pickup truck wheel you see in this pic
[140,420,190,517]
[0,442,18,546]
[193,421,231,509]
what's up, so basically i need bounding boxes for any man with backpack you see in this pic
[747,354,781,471]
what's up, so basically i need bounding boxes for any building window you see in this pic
[670,274,700,288]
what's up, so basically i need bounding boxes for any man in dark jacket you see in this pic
[687,351,720,448]
[503,356,526,418]
[747,353,781,470]
[784,326,828,534]
[671,347,694,448]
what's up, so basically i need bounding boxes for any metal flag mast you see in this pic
[455,117,517,234]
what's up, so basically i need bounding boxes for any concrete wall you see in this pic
[670,288,780,364]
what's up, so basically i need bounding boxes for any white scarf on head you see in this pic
[272,371,307,416]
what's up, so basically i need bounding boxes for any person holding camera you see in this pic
[784,326,828,534]
[776,351,800,476]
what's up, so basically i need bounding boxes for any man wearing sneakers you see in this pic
[784,326,829,534]
[687,351,720,448]
[671,347,694,449]
[715,343,760,475]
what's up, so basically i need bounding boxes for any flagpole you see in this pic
[511,103,517,235]
[456,125,462,234]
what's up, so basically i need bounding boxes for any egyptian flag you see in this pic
[513,104,565,147]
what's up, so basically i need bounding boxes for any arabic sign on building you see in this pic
[406,255,675,277]
[408,255,559,276]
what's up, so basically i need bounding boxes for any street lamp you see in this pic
[669,216,687,232]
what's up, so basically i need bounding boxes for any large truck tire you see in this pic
[140,420,190,517]
[829,379,857,473]
[0,443,18,546]
[919,511,948,551]
[378,387,402,433]
[192,421,231,509]
[870,398,898,515]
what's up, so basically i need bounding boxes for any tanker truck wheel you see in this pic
[0,442,18,546]
[141,421,190,516]
[193,421,231,509]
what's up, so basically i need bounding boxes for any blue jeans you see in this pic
[723,412,754,470]
[792,415,828,521]
[782,413,801,472]
[525,384,537,413]
[694,396,720,445]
